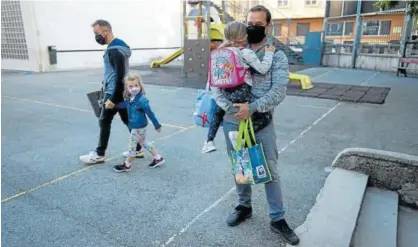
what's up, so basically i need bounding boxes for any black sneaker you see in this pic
[113,163,132,173]
[226,205,252,226]
[270,219,300,245]
[148,157,165,168]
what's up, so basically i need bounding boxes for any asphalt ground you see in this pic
[2,66,417,247]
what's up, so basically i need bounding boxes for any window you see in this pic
[361,1,380,14]
[1,1,29,60]
[327,22,344,36]
[325,21,353,36]
[343,0,358,15]
[328,0,343,17]
[344,22,354,36]
[305,0,318,5]
[296,23,310,36]
[362,0,406,14]
[328,0,358,17]
[363,20,379,35]
[363,20,392,35]
[380,20,391,35]
[278,0,289,7]
[274,24,282,36]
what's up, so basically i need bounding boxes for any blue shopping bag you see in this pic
[193,84,218,128]
[231,119,272,185]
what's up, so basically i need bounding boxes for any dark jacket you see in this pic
[103,38,131,103]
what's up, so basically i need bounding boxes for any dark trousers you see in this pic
[207,106,225,142]
[96,106,141,156]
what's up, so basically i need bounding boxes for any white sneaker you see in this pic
[202,141,217,153]
[79,151,105,164]
[228,131,238,150]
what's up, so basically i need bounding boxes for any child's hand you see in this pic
[265,45,276,53]
[156,127,161,133]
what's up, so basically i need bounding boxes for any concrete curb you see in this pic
[288,168,369,247]
[331,148,418,208]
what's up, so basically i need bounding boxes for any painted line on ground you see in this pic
[310,69,332,79]
[360,71,380,86]
[297,105,333,110]
[1,166,94,204]
[3,95,92,113]
[322,71,380,174]
[2,95,187,130]
[1,125,196,204]
[161,102,342,246]
[278,103,341,154]
[162,187,236,247]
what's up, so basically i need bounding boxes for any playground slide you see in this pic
[289,73,313,90]
[150,48,184,68]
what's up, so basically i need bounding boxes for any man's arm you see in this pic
[108,49,126,103]
[248,50,289,113]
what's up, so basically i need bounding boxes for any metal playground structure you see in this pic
[150,0,312,90]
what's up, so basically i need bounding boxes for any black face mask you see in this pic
[95,34,106,45]
[247,25,266,44]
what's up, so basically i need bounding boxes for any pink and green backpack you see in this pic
[208,47,247,89]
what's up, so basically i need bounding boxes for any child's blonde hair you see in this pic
[124,73,145,97]
[219,21,247,48]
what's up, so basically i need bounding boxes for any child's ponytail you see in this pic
[220,21,248,48]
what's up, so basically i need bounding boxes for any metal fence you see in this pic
[322,1,412,58]
[215,0,416,69]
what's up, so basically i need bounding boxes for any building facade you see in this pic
[324,1,407,48]
[271,0,326,45]
[1,0,183,72]
[321,0,415,71]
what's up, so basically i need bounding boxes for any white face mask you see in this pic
[128,87,140,95]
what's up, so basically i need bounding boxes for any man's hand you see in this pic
[233,103,250,120]
[265,45,276,53]
[104,99,115,109]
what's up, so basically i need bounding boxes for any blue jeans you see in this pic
[223,120,285,222]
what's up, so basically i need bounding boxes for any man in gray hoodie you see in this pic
[212,6,300,246]
[80,19,143,164]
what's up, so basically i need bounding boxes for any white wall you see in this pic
[322,53,418,73]
[356,55,400,72]
[322,54,352,68]
[32,0,183,71]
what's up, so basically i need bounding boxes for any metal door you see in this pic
[303,32,322,66]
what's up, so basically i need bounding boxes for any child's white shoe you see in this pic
[228,131,238,150]
[122,151,145,158]
[202,141,217,153]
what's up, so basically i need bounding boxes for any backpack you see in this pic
[208,47,247,89]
